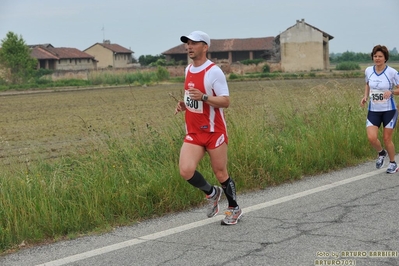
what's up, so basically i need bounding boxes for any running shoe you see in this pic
[376,150,387,169]
[221,207,243,225]
[206,186,223,218]
[386,162,399,174]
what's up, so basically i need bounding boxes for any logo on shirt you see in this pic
[185,135,193,141]
[370,79,382,90]
[188,81,195,88]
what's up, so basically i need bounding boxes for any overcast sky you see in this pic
[1,0,398,59]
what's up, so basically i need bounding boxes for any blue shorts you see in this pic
[366,110,398,129]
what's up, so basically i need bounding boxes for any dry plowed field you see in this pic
[0,85,184,165]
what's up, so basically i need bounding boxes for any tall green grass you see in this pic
[0,79,394,253]
[228,81,370,189]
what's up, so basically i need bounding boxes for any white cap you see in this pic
[180,31,210,47]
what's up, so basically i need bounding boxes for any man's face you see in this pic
[185,40,207,59]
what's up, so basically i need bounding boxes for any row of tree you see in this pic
[138,49,399,67]
[138,54,185,67]
[330,48,399,63]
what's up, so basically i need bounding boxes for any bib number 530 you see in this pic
[184,90,203,113]
[186,98,198,109]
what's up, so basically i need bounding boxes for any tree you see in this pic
[330,51,372,63]
[0,31,37,84]
[138,54,165,66]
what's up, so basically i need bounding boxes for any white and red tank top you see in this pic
[184,60,228,134]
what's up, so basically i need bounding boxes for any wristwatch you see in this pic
[201,94,208,101]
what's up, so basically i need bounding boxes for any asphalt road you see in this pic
[1,160,398,266]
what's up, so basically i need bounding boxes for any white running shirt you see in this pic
[365,65,399,112]
[184,60,229,97]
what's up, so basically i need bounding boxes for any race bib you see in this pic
[370,89,388,104]
[184,90,203,113]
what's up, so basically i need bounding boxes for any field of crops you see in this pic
[0,84,183,165]
[0,78,365,166]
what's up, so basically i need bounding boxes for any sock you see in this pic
[221,177,238,208]
[187,171,213,195]
[207,187,216,198]
[379,150,387,156]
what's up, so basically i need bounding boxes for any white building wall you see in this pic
[113,53,131,68]
[56,59,96,70]
[85,44,132,69]
[85,45,114,68]
[280,20,326,72]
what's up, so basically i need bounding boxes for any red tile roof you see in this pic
[85,43,133,54]
[30,46,58,60]
[163,37,275,55]
[46,47,94,59]
[30,46,95,60]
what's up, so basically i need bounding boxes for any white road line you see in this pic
[36,169,383,266]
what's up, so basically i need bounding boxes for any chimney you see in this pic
[103,40,111,45]
[296,19,305,26]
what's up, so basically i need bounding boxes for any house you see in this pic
[277,19,334,72]
[162,19,333,72]
[84,40,134,69]
[30,44,97,70]
[162,37,277,65]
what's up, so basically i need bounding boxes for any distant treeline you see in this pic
[138,50,399,67]
[330,48,399,63]
[138,54,185,67]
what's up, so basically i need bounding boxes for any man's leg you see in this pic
[179,142,205,180]
[208,143,237,207]
[179,142,221,217]
[208,142,242,225]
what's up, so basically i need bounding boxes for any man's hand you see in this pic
[175,101,186,115]
[187,88,203,101]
